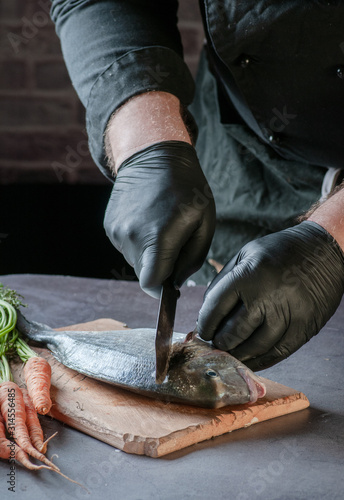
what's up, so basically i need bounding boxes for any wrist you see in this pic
[307,185,344,251]
[105,91,192,174]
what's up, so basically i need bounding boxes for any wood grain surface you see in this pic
[11,318,310,458]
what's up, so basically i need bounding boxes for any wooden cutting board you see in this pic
[11,318,310,458]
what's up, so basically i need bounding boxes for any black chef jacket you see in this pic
[51,0,344,181]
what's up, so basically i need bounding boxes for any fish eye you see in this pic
[205,369,218,378]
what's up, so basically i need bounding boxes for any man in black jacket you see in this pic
[50,0,344,371]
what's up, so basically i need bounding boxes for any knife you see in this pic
[155,277,180,384]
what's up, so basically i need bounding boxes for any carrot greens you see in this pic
[0,354,13,383]
[15,337,38,362]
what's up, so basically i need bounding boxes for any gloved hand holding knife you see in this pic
[104,140,216,299]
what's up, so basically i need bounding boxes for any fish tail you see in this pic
[16,311,54,343]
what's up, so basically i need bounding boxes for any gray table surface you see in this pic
[0,274,343,500]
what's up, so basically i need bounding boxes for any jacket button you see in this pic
[267,133,279,144]
[337,67,344,79]
[240,56,251,68]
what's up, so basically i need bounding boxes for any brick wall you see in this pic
[0,0,204,185]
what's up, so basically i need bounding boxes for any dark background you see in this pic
[0,183,135,278]
[0,0,203,279]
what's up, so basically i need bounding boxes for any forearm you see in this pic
[105,92,192,173]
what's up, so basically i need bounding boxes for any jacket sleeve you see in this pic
[50,0,195,179]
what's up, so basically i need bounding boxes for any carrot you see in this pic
[0,297,52,415]
[24,357,52,415]
[0,413,51,471]
[16,338,52,415]
[0,355,59,471]
[0,379,60,471]
[21,388,57,454]
[1,396,89,491]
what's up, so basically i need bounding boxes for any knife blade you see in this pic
[155,278,180,384]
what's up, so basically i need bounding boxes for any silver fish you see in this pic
[16,313,266,409]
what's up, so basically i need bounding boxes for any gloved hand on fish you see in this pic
[16,309,266,410]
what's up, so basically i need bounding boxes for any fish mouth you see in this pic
[237,367,266,404]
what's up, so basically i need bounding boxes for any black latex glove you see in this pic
[104,140,216,298]
[197,221,344,371]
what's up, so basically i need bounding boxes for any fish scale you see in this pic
[16,312,266,409]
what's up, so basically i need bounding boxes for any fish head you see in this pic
[167,337,266,409]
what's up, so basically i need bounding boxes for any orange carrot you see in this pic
[1,389,88,490]
[0,413,51,471]
[21,388,57,454]
[0,381,59,471]
[1,404,88,491]
[16,338,52,416]
[23,356,52,416]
